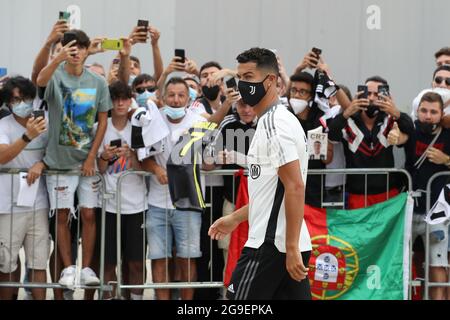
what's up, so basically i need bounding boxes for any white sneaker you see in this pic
[63,289,74,300]
[80,267,100,286]
[59,265,77,287]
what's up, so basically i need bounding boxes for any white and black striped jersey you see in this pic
[246,103,312,253]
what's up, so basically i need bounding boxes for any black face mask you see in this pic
[416,120,438,135]
[238,75,269,107]
[202,85,220,101]
[365,104,380,119]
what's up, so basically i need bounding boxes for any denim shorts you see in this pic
[146,205,202,259]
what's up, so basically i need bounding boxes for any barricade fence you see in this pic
[0,167,432,300]
[424,172,450,300]
[0,169,111,300]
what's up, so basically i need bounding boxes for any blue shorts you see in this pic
[146,205,202,259]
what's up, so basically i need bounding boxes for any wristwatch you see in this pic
[22,133,32,143]
[445,156,450,168]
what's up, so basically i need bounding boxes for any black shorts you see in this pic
[95,212,146,265]
[226,243,311,300]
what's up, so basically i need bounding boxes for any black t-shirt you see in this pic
[328,112,414,195]
[299,105,327,207]
[219,114,256,203]
[405,124,450,213]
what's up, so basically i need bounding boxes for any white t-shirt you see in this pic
[148,109,207,209]
[96,118,148,214]
[0,114,49,214]
[246,104,312,253]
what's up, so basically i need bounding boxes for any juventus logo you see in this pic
[250,164,261,179]
[249,86,256,95]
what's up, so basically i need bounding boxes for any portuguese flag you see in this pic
[224,170,249,287]
[304,193,413,300]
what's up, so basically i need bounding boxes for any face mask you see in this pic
[289,98,309,114]
[136,91,155,108]
[128,75,137,86]
[189,87,198,102]
[416,120,438,135]
[238,75,269,107]
[202,85,220,101]
[365,104,380,119]
[11,101,33,118]
[164,106,186,120]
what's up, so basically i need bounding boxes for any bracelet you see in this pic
[22,133,32,143]
[100,155,109,162]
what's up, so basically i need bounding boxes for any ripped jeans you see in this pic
[46,175,101,217]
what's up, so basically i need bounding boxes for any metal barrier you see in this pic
[0,168,112,299]
[424,171,450,300]
[113,168,416,300]
[0,167,418,300]
[114,170,224,300]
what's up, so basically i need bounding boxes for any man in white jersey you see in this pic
[209,48,312,300]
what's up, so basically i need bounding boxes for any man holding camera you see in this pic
[36,29,112,288]
[328,76,414,209]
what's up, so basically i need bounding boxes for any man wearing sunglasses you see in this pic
[433,65,450,90]
[131,74,158,109]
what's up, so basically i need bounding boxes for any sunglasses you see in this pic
[434,76,450,86]
[135,86,157,94]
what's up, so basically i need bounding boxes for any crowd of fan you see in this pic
[0,17,450,300]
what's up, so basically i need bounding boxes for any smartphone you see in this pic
[101,39,124,51]
[62,31,77,47]
[378,85,390,98]
[110,139,122,148]
[0,68,7,78]
[137,20,149,43]
[226,78,238,90]
[137,20,149,30]
[357,85,368,99]
[59,11,71,21]
[32,110,45,119]
[312,47,322,58]
[175,49,186,63]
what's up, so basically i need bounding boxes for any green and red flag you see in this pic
[304,193,413,300]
